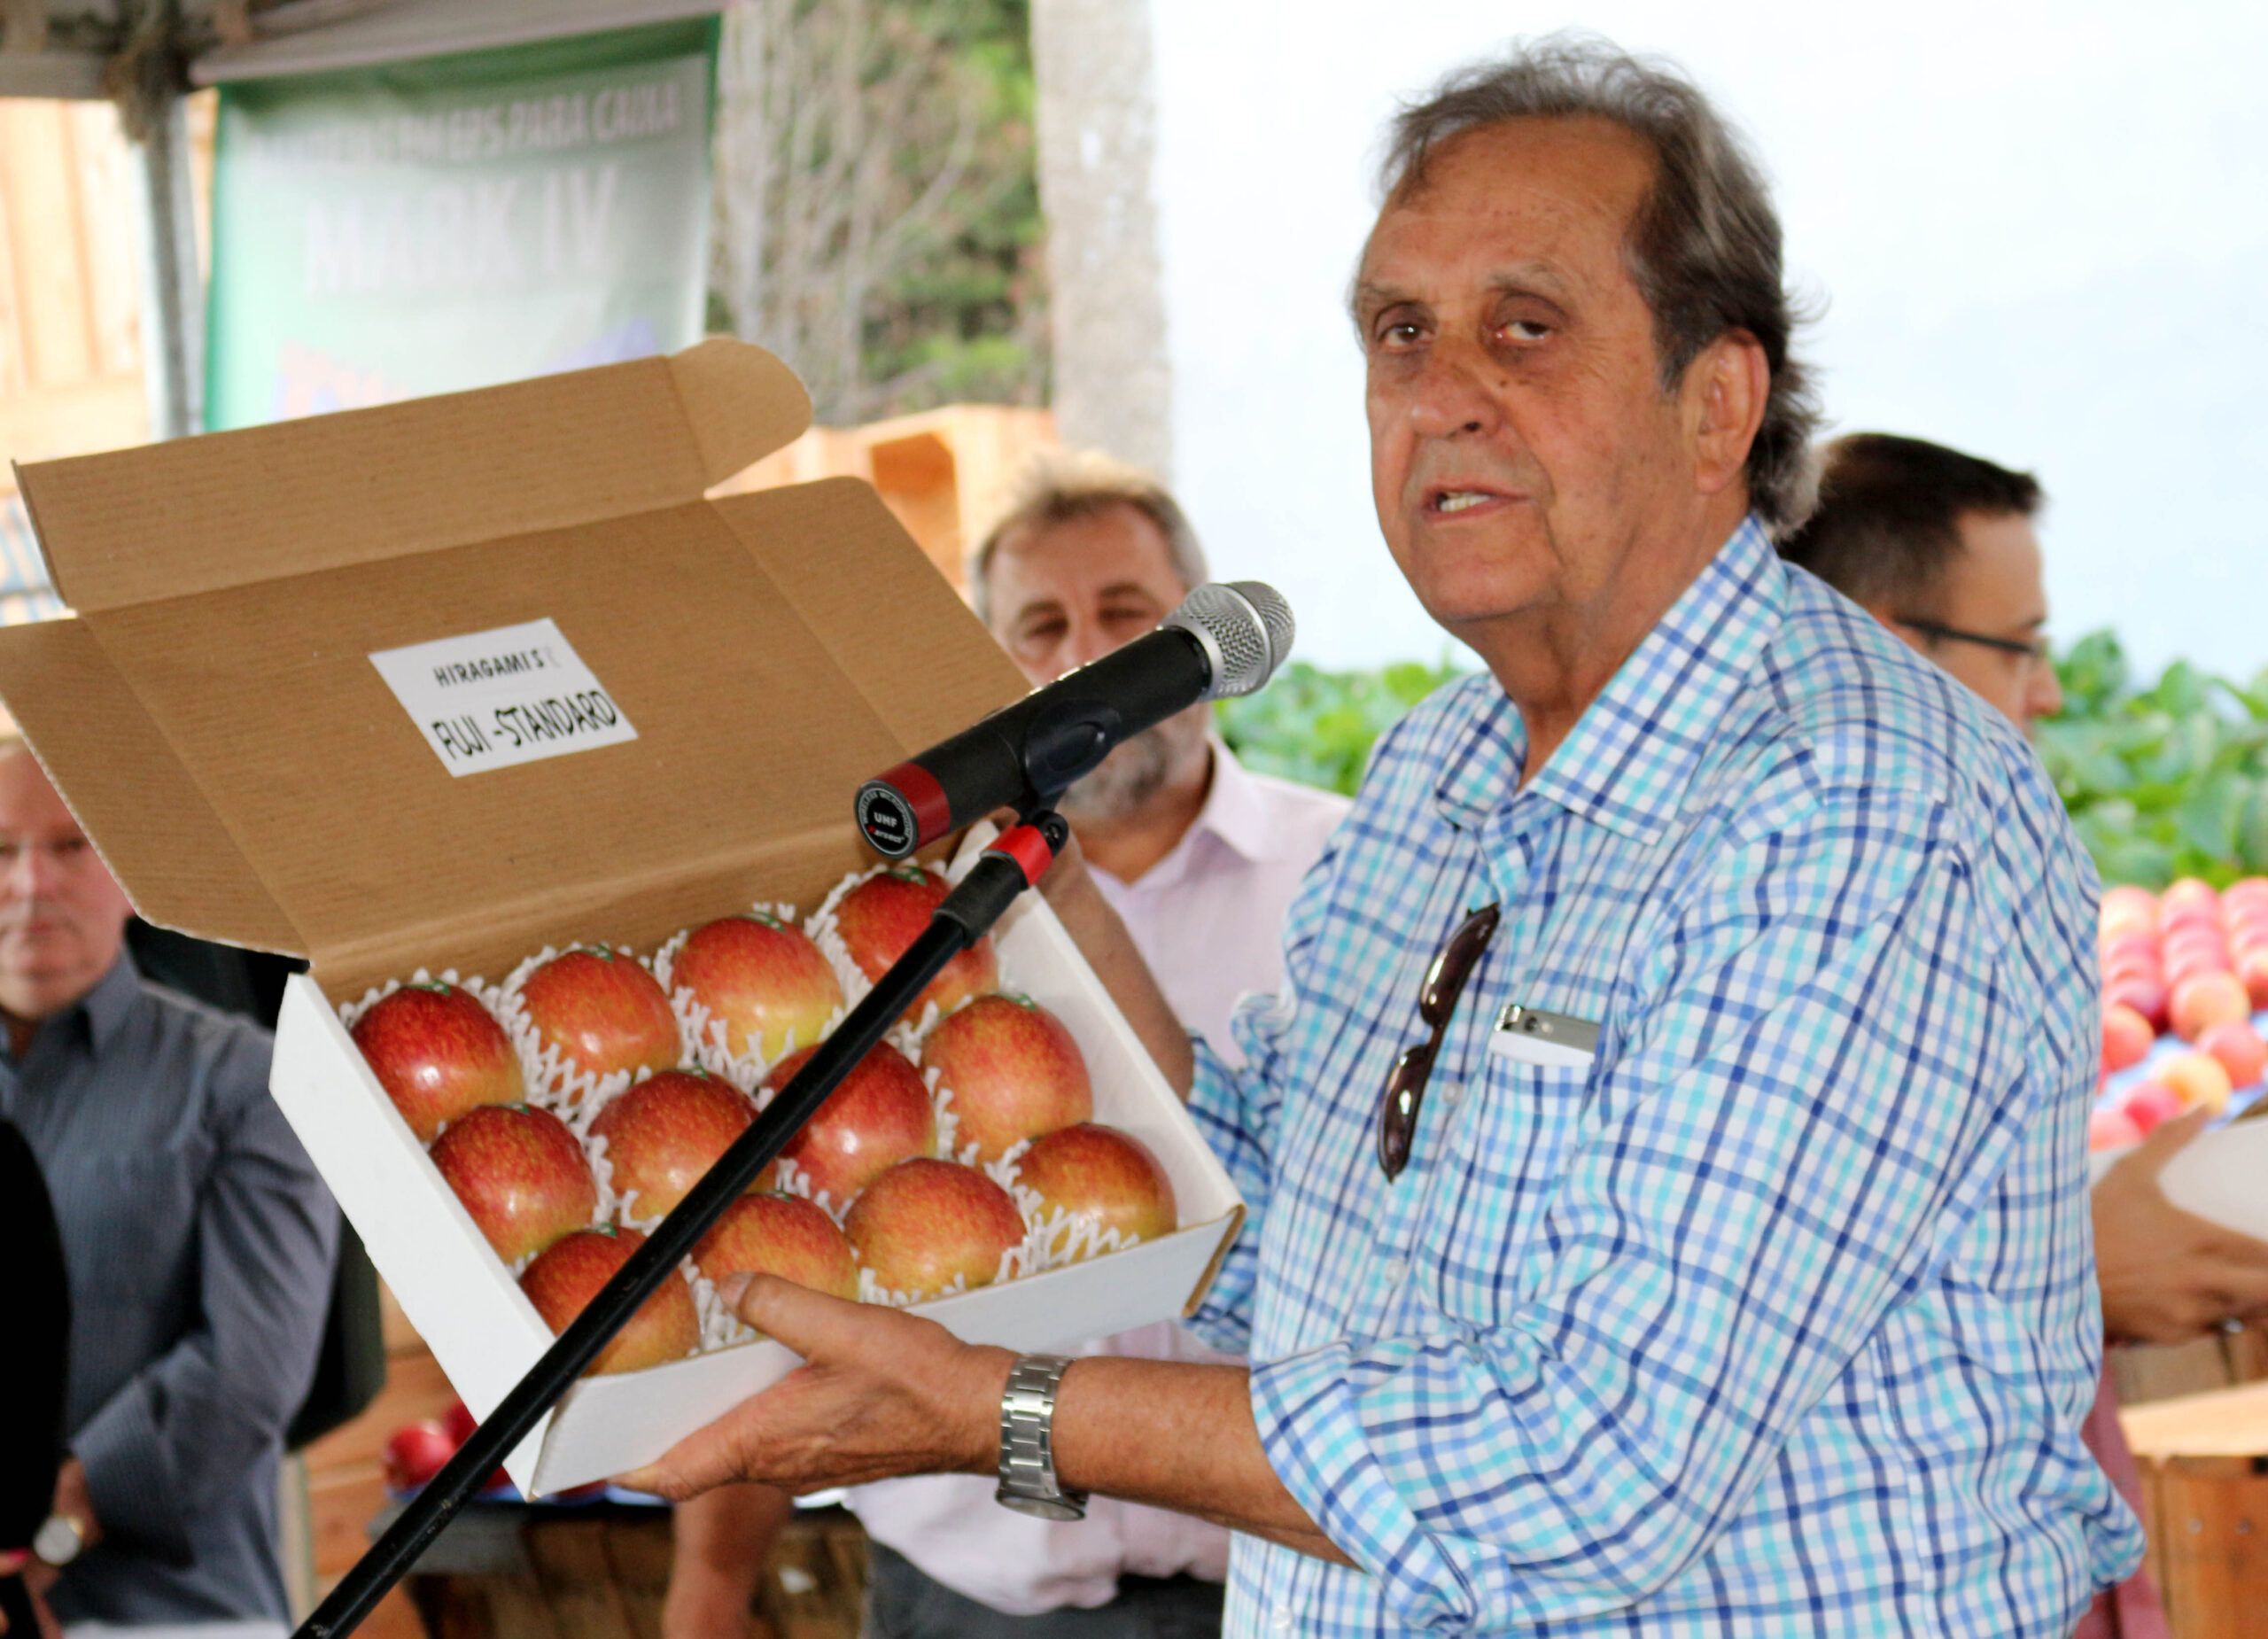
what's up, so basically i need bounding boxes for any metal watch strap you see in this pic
[994,1353,1088,1521]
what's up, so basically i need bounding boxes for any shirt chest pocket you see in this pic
[46,1149,205,1306]
[1421,1055,1595,1327]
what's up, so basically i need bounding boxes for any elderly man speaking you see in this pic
[636,39,2140,1635]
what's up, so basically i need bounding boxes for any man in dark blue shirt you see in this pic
[0,737,337,1629]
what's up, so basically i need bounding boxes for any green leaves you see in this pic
[2035,631,2268,888]
[1216,658,1464,796]
[1219,633,2268,891]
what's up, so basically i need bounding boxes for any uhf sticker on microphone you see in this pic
[369,618,638,777]
[856,783,918,858]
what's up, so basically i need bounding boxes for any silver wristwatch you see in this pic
[33,1510,86,1566]
[994,1353,1088,1521]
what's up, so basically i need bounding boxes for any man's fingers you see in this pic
[2132,1103,2215,1169]
[624,1400,763,1500]
[732,1273,878,1356]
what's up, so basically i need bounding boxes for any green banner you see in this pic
[206,19,718,430]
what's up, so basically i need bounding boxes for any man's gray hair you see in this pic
[1375,35,1821,535]
[966,450,1209,623]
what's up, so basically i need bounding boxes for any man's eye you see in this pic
[1501,319,1550,343]
[1372,318,1425,349]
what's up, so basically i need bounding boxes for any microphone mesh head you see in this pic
[1166,581,1295,697]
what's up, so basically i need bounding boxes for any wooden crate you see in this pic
[405,1509,866,1639]
[713,403,1058,594]
[2122,1379,2268,1637]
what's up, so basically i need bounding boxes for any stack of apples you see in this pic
[2092,877,2268,1151]
[341,860,1181,1375]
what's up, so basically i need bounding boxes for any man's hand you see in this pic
[0,1549,61,1639]
[662,1483,794,1639]
[624,1274,1351,1568]
[2094,1107,2268,1344]
[626,1277,1013,1499]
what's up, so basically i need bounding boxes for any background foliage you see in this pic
[2038,632,2268,889]
[1219,636,2268,891]
[712,0,1045,423]
[1216,659,1464,796]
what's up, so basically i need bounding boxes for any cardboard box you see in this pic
[0,340,1244,1495]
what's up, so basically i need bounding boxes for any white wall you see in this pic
[1147,1,2268,679]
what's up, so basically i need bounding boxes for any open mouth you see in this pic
[1425,486,1516,518]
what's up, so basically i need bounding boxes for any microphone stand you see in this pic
[295,812,1072,1639]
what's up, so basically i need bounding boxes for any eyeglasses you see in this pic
[1893,617,2053,664]
[1377,902,1500,1179]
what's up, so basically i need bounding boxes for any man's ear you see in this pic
[1684,330,1770,499]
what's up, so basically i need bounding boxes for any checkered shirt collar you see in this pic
[1433,516,1788,845]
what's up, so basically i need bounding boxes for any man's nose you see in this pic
[2027,657,2065,726]
[1405,335,1503,441]
[3,844,48,896]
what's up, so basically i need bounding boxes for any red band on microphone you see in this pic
[988,823,1058,887]
[878,761,952,850]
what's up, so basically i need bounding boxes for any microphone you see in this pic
[855,581,1294,858]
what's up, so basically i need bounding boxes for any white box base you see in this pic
[268,888,1244,1496]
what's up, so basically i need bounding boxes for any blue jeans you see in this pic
[861,1542,1225,1639]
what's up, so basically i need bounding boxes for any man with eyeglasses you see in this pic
[1783,430,2268,1639]
[633,40,2139,1636]
[1777,433,2064,732]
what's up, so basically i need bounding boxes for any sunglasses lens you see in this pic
[1419,905,1500,1022]
[1377,1045,1432,1177]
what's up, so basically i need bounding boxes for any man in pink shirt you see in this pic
[664,452,1349,1638]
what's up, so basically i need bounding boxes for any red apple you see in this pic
[2199,1021,2268,1088]
[383,1419,459,1492]
[590,1068,756,1221]
[429,1103,597,1263]
[920,994,1092,1162]
[2101,1004,2155,1075]
[2106,975,2169,1032]
[2123,1080,2184,1134]
[519,945,681,1084]
[762,1041,936,1204]
[1016,1122,1177,1254]
[2089,1107,2144,1152]
[2161,1050,2234,1115]
[440,1399,478,1446]
[833,866,998,1021]
[844,1158,1026,1301]
[2170,970,2251,1042]
[2100,884,2159,937]
[672,913,844,1065]
[353,982,524,1141]
[691,1192,858,1300]
[519,1227,700,1374]
[2098,929,2161,969]
[2161,878,2221,925]
[2240,949,2268,1011]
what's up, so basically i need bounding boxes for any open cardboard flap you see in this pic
[0,339,1029,998]
[0,339,1249,1492]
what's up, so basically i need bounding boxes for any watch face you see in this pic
[995,1490,1087,1523]
[33,1511,82,1565]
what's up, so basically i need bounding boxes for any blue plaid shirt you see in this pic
[1186,518,2141,1635]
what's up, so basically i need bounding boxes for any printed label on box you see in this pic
[369,618,638,777]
